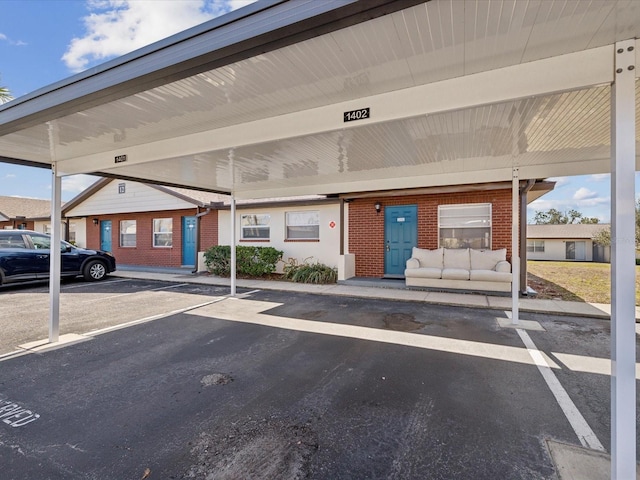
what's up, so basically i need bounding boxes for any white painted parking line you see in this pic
[70,283,190,303]
[515,327,605,452]
[86,297,227,337]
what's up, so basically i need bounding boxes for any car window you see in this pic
[30,234,52,250]
[0,233,27,249]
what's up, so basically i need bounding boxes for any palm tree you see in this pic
[0,81,13,104]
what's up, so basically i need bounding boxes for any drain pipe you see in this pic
[519,179,536,294]
[192,206,212,274]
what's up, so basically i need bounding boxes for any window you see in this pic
[241,214,270,240]
[438,203,491,249]
[30,234,51,250]
[286,210,320,240]
[153,218,173,247]
[527,240,545,253]
[120,220,137,247]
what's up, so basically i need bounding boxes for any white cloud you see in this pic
[573,187,598,201]
[62,0,255,72]
[3,173,16,179]
[61,175,100,195]
[0,32,26,46]
[589,174,609,182]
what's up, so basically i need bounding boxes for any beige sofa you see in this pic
[404,247,512,292]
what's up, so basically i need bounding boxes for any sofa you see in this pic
[404,247,512,292]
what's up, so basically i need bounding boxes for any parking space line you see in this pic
[71,283,190,303]
[515,326,605,452]
[86,297,227,337]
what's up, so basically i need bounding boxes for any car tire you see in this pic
[83,260,107,281]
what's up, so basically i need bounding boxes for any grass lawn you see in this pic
[527,261,640,305]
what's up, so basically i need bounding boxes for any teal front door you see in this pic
[384,205,417,277]
[100,220,112,252]
[182,216,197,267]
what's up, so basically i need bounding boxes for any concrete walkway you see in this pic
[113,266,639,320]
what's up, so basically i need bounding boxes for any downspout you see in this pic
[519,179,536,294]
[192,206,212,274]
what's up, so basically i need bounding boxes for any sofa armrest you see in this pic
[495,261,511,273]
[406,258,420,269]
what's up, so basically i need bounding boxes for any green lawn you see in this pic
[527,261,640,305]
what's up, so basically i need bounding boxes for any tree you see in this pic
[533,208,599,225]
[0,78,13,104]
[592,199,640,247]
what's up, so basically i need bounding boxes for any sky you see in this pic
[0,0,631,223]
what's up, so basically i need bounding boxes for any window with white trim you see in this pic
[241,214,270,240]
[120,220,137,247]
[153,218,172,247]
[286,210,320,240]
[527,240,545,253]
[438,203,491,249]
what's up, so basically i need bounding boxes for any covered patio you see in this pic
[0,0,638,477]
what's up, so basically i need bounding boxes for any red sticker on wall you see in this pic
[329,221,336,229]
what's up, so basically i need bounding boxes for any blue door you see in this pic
[384,205,417,277]
[182,216,197,267]
[100,220,112,252]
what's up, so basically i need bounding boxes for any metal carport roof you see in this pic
[0,1,638,477]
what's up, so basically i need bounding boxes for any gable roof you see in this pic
[0,195,52,220]
[527,223,609,240]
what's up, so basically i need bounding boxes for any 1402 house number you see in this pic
[343,108,370,123]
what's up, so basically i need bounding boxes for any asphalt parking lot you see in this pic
[0,279,636,479]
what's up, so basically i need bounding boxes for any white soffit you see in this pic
[0,0,639,198]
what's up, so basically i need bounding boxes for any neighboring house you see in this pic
[526,223,610,262]
[0,195,51,231]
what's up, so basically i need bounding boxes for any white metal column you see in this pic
[230,195,237,297]
[611,40,636,480]
[49,164,62,343]
[511,168,520,324]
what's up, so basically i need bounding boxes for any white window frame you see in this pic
[153,218,173,247]
[527,240,545,253]
[285,210,320,240]
[120,220,137,247]
[438,203,492,249]
[241,214,270,240]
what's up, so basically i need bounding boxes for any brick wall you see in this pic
[348,189,515,277]
[0,221,35,230]
[87,209,219,267]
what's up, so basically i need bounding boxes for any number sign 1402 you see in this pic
[343,108,370,123]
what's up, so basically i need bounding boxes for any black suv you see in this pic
[0,230,116,286]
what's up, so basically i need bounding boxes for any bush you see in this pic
[204,245,283,277]
[283,257,338,284]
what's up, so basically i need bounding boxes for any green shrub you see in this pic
[203,245,283,277]
[283,257,338,284]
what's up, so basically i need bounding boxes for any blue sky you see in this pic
[0,0,628,223]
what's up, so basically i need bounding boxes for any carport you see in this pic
[0,0,638,477]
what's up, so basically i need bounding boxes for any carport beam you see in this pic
[230,195,236,297]
[610,39,636,480]
[511,168,519,324]
[49,164,62,343]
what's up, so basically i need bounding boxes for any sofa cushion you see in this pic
[495,261,511,273]
[404,267,442,279]
[443,248,470,270]
[470,270,512,283]
[412,247,443,269]
[470,248,506,271]
[442,268,470,280]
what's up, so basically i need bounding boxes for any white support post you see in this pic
[610,39,636,480]
[511,168,520,324]
[49,164,62,343]
[230,195,237,297]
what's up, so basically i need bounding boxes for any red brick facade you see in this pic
[0,220,35,230]
[86,209,218,267]
[348,189,515,277]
